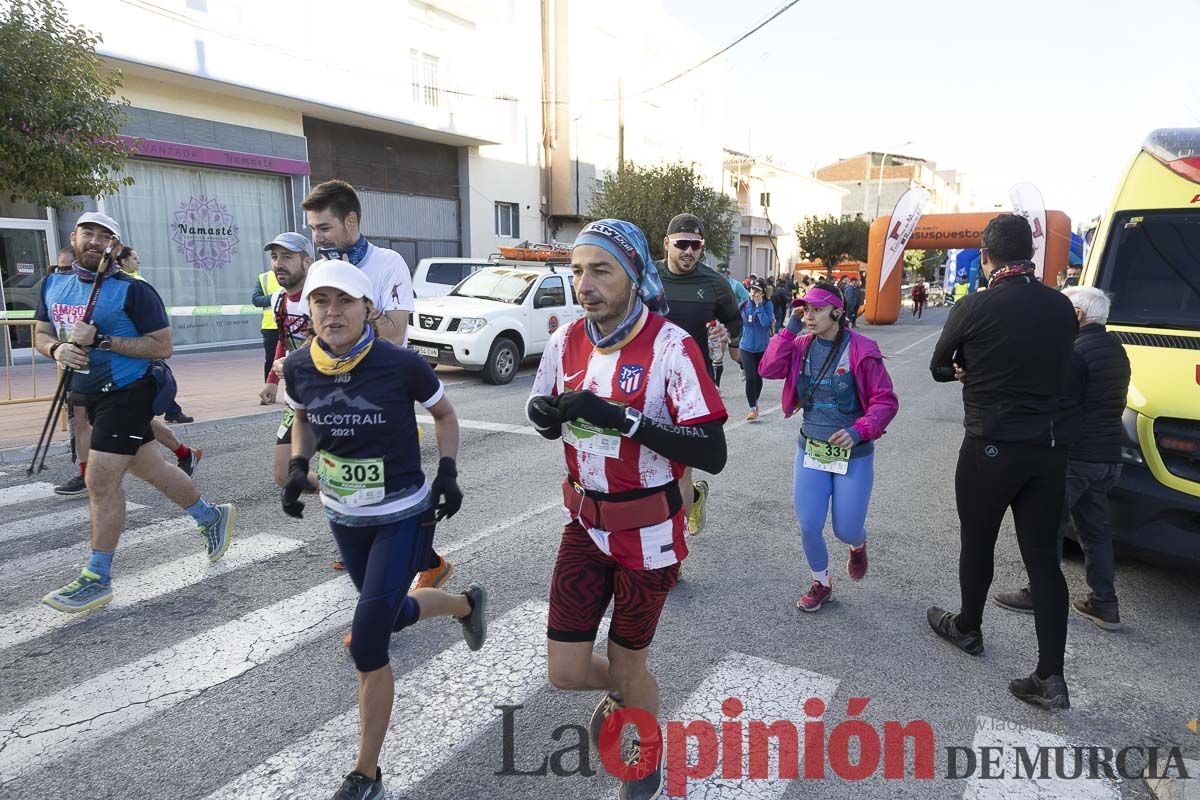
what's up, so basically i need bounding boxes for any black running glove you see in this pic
[281,456,310,518]
[430,456,463,520]
[527,394,562,431]
[557,390,625,431]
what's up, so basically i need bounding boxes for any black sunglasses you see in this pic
[671,239,704,252]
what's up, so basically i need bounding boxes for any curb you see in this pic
[0,408,281,467]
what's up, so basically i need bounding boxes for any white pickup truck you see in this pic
[408,265,583,384]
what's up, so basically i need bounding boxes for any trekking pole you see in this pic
[26,237,120,475]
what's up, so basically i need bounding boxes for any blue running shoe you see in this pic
[43,569,112,613]
[332,767,383,800]
[199,503,237,563]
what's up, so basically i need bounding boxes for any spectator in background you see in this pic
[1064,264,1082,288]
[843,277,862,329]
[252,263,282,383]
[56,245,75,273]
[739,282,773,421]
[771,280,791,332]
[718,263,750,306]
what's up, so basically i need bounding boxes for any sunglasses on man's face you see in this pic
[671,239,704,252]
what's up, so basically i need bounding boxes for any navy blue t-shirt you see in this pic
[284,339,444,519]
[35,271,170,394]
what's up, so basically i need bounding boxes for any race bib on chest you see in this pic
[316,450,385,507]
[803,437,850,475]
[563,419,622,458]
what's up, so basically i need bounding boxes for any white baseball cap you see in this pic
[75,211,121,240]
[302,259,373,301]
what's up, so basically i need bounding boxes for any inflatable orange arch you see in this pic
[864,211,1072,324]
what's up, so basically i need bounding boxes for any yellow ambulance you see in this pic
[1083,128,1200,564]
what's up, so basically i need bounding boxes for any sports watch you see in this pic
[95,334,113,351]
[621,406,643,437]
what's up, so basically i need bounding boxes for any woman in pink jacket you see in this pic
[759,283,899,612]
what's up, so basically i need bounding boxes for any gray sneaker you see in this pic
[992,586,1034,614]
[43,569,112,613]
[588,691,623,752]
[53,473,88,497]
[617,739,665,800]
[458,582,488,651]
[331,767,383,800]
[199,503,237,563]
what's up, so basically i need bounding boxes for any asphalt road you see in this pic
[0,306,1196,800]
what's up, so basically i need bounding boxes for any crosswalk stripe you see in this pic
[0,517,189,585]
[0,574,361,785]
[205,601,554,800]
[0,482,58,507]
[962,715,1120,799]
[666,652,839,799]
[0,534,305,651]
[415,414,541,436]
[0,501,145,545]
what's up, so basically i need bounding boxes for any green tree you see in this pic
[904,249,946,281]
[0,0,134,208]
[795,215,870,277]
[586,161,739,262]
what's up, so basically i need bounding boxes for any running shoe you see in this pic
[53,473,88,497]
[43,569,111,613]
[992,586,1034,614]
[413,559,455,590]
[926,606,984,656]
[458,582,488,651]
[588,691,623,751]
[164,412,194,424]
[331,767,384,800]
[1009,672,1070,710]
[1071,598,1122,631]
[847,544,868,581]
[198,503,236,564]
[177,447,202,477]
[745,407,759,422]
[617,739,665,800]
[796,580,832,612]
[332,559,345,571]
[686,480,708,536]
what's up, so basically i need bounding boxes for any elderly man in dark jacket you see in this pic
[992,286,1131,630]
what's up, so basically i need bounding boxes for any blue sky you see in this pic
[654,0,1200,224]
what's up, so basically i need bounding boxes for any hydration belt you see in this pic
[562,479,682,531]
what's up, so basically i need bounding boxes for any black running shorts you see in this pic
[85,377,155,456]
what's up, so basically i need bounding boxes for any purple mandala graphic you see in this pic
[171,196,239,271]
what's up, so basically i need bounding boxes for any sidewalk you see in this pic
[0,347,274,457]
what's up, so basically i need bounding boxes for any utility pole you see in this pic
[617,76,624,172]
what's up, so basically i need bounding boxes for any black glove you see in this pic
[557,390,625,431]
[430,456,463,521]
[281,456,310,518]
[527,394,562,431]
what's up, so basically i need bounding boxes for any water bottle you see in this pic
[707,320,723,364]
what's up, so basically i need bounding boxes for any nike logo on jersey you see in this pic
[564,369,585,383]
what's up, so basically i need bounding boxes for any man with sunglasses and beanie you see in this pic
[926,213,1080,710]
[527,219,727,799]
[654,213,741,536]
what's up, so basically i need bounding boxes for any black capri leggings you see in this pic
[741,349,765,409]
[330,508,437,672]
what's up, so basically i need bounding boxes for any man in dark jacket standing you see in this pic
[992,286,1131,630]
[926,214,1080,710]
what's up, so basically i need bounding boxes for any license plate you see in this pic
[415,345,439,358]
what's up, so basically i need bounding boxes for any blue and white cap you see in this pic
[75,211,121,240]
[574,219,668,314]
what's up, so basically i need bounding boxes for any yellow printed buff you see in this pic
[310,326,375,376]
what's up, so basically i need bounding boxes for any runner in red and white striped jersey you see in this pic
[526,218,727,800]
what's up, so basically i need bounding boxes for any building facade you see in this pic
[814,152,971,222]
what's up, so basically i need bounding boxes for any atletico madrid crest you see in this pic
[618,364,645,394]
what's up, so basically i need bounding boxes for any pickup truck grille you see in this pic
[1154,417,1200,483]
[1113,331,1200,350]
[418,314,443,331]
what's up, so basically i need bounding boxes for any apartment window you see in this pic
[410,50,440,107]
[495,202,519,238]
[759,192,771,208]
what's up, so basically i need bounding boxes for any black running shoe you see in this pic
[1009,672,1070,710]
[177,447,202,477]
[164,412,194,424]
[331,767,383,800]
[617,739,665,800]
[589,691,623,751]
[458,582,488,651]
[53,474,88,497]
[927,606,984,656]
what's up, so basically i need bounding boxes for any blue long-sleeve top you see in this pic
[738,298,775,353]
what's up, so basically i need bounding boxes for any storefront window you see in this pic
[105,160,290,346]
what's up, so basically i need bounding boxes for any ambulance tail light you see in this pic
[1143,128,1200,183]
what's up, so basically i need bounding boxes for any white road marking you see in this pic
[0,534,304,650]
[0,482,57,508]
[726,405,782,433]
[205,601,556,799]
[0,516,188,584]
[0,501,144,545]
[892,327,944,356]
[0,573,361,785]
[961,715,1120,799]
[667,652,839,799]
[440,499,561,560]
[415,414,540,436]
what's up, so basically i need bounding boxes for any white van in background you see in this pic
[411,258,494,298]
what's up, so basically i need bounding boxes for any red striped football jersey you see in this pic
[528,310,727,569]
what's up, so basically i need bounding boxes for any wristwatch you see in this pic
[95,334,113,351]
[621,406,643,437]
